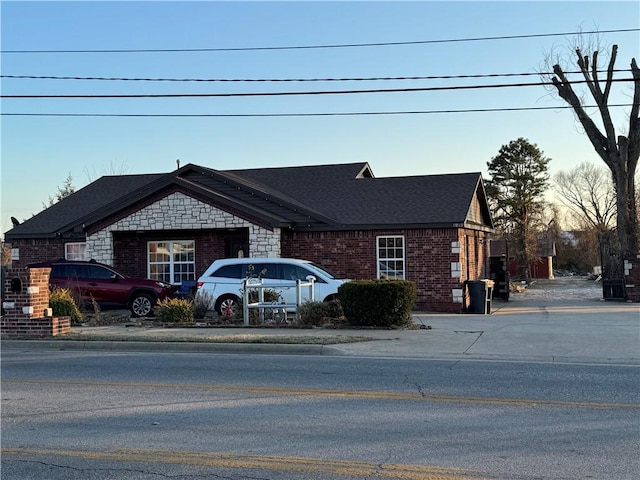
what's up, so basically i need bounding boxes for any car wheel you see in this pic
[130,293,155,317]
[216,295,240,317]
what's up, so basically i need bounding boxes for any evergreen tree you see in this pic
[485,138,551,281]
[43,174,75,209]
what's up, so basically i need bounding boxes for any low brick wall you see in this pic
[1,265,72,338]
[624,254,640,302]
[1,316,71,338]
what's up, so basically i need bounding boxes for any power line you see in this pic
[2,28,638,54]
[1,104,633,117]
[2,78,633,99]
[1,70,632,83]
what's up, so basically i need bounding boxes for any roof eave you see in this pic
[4,232,57,241]
[288,222,484,232]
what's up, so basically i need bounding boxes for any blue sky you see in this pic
[1,1,639,236]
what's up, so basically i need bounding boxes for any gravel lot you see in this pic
[511,275,603,302]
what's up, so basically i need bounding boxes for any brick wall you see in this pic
[112,229,236,278]
[1,266,71,338]
[282,227,490,313]
[624,254,640,302]
[1,316,71,338]
[5,238,65,269]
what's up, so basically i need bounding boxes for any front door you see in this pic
[224,230,249,258]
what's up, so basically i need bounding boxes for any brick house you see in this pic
[4,162,494,313]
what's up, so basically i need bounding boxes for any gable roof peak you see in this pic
[355,162,374,178]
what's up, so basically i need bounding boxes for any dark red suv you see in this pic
[28,259,176,317]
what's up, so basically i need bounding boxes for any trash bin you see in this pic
[466,279,495,314]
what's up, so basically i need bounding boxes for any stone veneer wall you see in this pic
[1,266,71,338]
[86,192,280,264]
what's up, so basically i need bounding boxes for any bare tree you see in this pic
[549,44,639,259]
[554,162,617,231]
[85,160,130,182]
[1,241,11,266]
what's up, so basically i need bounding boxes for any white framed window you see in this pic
[65,242,87,260]
[148,240,195,285]
[377,235,405,279]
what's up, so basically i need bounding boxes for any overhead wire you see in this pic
[1,78,634,99]
[2,28,638,53]
[0,70,632,83]
[2,28,636,117]
[1,104,634,118]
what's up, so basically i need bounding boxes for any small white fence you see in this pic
[241,277,315,326]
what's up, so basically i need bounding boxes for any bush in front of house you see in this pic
[154,298,194,324]
[193,290,215,319]
[49,287,83,325]
[338,279,417,328]
[298,299,345,326]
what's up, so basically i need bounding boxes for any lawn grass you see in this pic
[48,333,378,345]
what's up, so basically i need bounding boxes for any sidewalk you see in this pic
[3,287,639,364]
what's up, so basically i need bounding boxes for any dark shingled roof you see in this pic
[6,174,161,238]
[230,164,483,227]
[4,162,492,240]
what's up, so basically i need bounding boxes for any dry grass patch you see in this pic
[54,333,377,345]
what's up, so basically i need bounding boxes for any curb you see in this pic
[4,340,638,365]
[1,339,332,355]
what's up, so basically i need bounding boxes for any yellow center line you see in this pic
[1,447,490,479]
[3,379,638,409]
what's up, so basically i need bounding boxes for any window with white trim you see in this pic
[148,240,195,285]
[65,242,87,260]
[377,235,405,279]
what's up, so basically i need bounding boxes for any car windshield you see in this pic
[308,262,337,279]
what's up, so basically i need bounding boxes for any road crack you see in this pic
[453,330,485,354]
[6,459,268,480]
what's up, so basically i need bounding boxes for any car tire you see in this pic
[215,294,240,317]
[130,293,155,317]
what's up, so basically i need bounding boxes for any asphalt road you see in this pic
[2,349,639,479]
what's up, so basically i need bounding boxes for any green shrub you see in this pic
[49,288,83,325]
[338,279,417,327]
[193,290,214,319]
[154,298,194,324]
[298,300,345,326]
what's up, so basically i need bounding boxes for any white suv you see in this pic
[196,258,348,315]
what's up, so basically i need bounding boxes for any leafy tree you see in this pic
[43,173,75,209]
[549,43,639,260]
[485,138,551,281]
